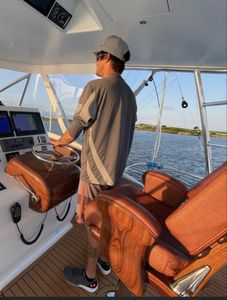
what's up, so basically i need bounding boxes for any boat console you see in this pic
[0,106,79,291]
[0,106,50,167]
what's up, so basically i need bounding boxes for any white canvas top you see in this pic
[0,0,226,73]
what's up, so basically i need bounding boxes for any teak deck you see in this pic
[1,219,226,297]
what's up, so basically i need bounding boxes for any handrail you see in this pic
[203,101,227,107]
[0,74,30,93]
[19,74,31,106]
[125,162,203,180]
[207,142,227,149]
[194,70,212,174]
[13,174,40,203]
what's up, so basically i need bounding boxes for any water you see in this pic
[127,131,226,186]
[45,121,227,187]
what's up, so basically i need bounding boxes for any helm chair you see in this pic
[87,161,226,297]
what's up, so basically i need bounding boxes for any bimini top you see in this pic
[0,0,226,74]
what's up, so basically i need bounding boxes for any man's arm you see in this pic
[52,82,98,147]
[51,130,75,147]
[51,115,85,147]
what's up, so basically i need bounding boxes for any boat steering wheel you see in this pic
[32,142,80,165]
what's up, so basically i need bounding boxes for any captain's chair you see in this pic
[89,161,227,296]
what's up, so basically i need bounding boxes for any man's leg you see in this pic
[85,224,100,279]
[63,221,99,292]
[85,198,111,277]
[84,199,102,278]
[64,181,110,292]
[63,182,99,292]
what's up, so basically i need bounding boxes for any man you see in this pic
[52,35,137,293]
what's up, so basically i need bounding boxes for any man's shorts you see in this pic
[76,179,111,224]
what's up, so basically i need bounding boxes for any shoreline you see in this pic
[42,118,227,138]
[135,124,227,138]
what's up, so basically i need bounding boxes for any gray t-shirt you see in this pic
[68,74,137,186]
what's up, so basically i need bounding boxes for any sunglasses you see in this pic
[96,51,106,62]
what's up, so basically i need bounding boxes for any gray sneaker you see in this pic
[64,267,98,293]
[97,257,111,275]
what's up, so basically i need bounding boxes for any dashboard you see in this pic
[0,106,49,167]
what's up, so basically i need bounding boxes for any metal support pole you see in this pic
[203,100,227,107]
[194,70,212,174]
[133,72,154,97]
[19,74,31,106]
[0,74,30,93]
[49,105,52,132]
[207,142,227,149]
[152,72,168,163]
[41,74,70,133]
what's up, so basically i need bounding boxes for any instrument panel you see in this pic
[0,106,49,166]
[0,110,45,138]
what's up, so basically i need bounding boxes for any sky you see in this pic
[0,68,226,132]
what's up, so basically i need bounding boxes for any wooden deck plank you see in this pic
[22,273,48,297]
[1,289,15,297]
[33,265,58,297]
[16,278,36,297]
[52,245,86,270]
[28,269,57,297]
[63,231,88,252]
[37,260,71,297]
[42,255,89,297]
[55,238,87,266]
[9,284,25,297]
[145,286,161,297]
[66,233,88,253]
[199,267,227,297]
[1,220,226,297]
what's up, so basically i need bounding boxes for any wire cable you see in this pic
[16,212,48,245]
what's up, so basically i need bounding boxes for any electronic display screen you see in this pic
[23,0,55,16]
[0,111,14,138]
[10,111,46,136]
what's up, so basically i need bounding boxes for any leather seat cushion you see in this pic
[109,184,190,255]
[143,170,188,208]
[6,152,80,212]
[166,162,227,255]
[147,242,191,277]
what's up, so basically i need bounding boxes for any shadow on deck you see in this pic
[1,219,226,297]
